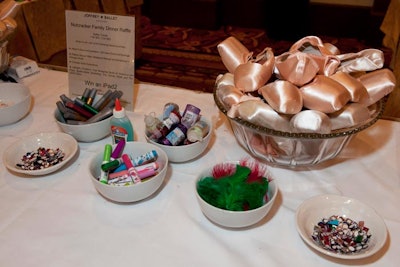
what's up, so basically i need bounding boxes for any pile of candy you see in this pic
[16,147,65,170]
[311,215,371,254]
[144,102,209,146]
[196,159,271,211]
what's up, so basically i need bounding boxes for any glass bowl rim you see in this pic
[213,86,387,140]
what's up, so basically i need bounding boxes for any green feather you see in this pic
[197,164,269,211]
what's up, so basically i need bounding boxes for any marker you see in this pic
[99,144,112,184]
[92,90,112,110]
[60,94,73,105]
[86,88,97,106]
[84,106,113,123]
[62,110,87,121]
[74,98,99,115]
[122,154,141,184]
[81,88,90,102]
[65,101,94,119]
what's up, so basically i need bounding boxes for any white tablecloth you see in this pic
[0,68,399,267]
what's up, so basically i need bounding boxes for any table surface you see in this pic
[0,68,399,267]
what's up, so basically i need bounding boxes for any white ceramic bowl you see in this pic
[89,141,169,203]
[54,94,113,142]
[195,161,278,228]
[3,132,78,176]
[0,83,32,126]
[145,116,212,162]
[295,194,388,259]
[55,108,112,142]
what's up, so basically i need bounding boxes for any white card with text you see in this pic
[66,10,135,110]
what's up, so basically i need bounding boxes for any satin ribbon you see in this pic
[275,51,319,86]
[289,36,341,76]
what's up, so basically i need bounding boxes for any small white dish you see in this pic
[3,132,78,176]
[295,194,388,260]
[0,83,32,126]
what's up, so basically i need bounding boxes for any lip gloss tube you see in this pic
[101,158,124,172]
[113,161,159,173]
[99,144,112,184]
[111,139,125,160]
[108,163,158,180]
[122,154,141,184]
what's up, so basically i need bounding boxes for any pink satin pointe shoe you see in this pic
[234,47,275,92]
[337,48,385,73]
[217,36,253,74]
[300,75,351,114]
[357,68,396,107]
[258,80,303,114]
[290,109,332,134]
[329,103,371,130]
[218,36,275,92]
[329,71,369,103]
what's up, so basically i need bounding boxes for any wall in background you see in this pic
[309,0,373,6]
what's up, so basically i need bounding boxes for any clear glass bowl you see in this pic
[213,88,386,167]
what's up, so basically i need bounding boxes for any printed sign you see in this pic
[65,10,135,110]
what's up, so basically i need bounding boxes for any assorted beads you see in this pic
[312,215,371,254]
[16,147,65,170]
